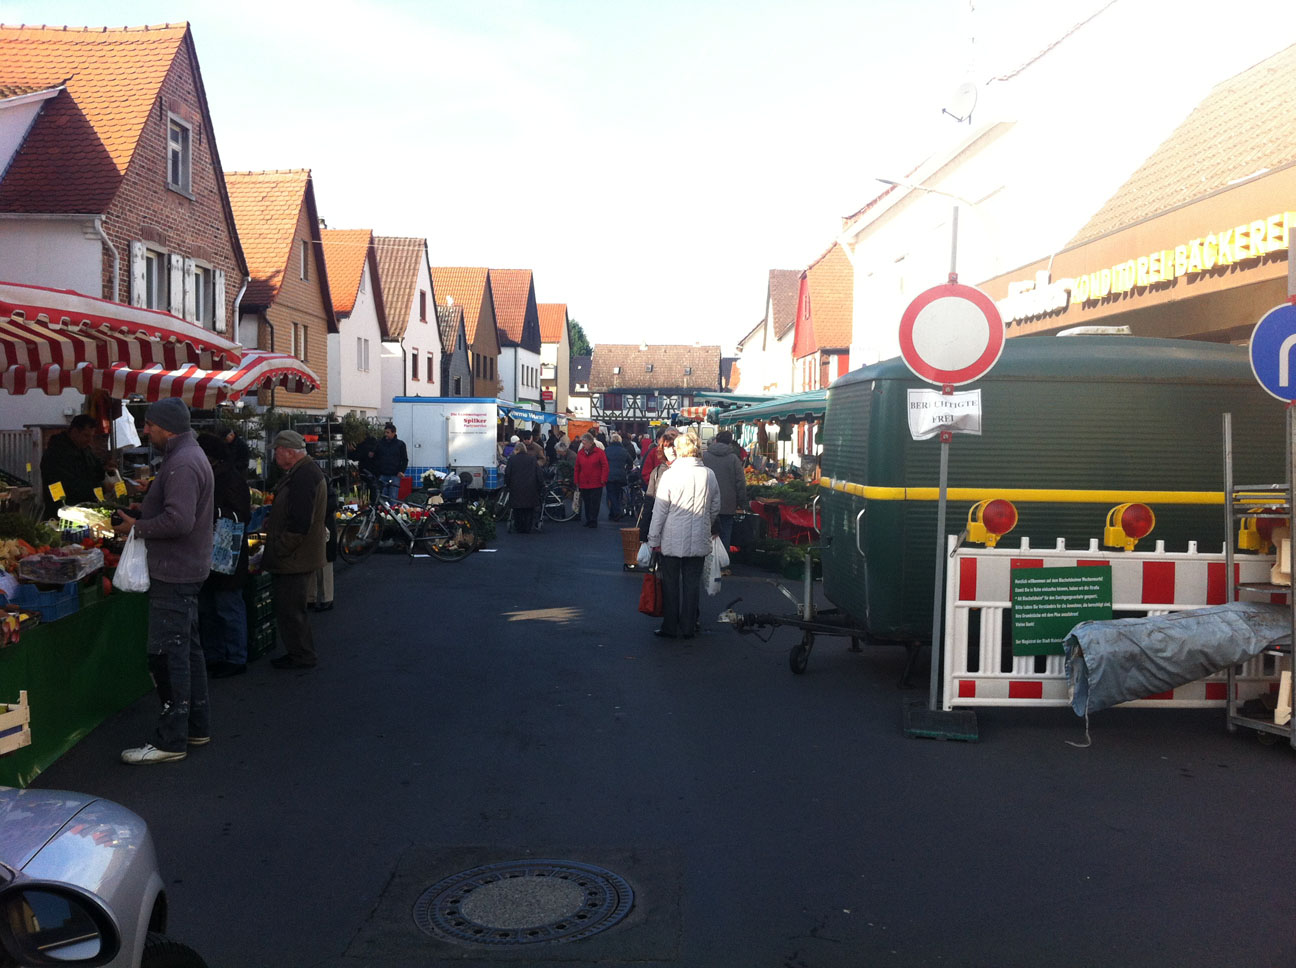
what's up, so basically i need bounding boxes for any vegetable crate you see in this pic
[243,572,276,659]
[0,691,31,756]
[0,581,79,622]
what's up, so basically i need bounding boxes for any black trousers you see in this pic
[581,487,602,524]
[512,506,537,533]
[272,572,317,666]
[658,554,704,637]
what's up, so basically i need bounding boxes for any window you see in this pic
[645,363,654,373]
[299,323,308,362]
[613,366,621,375]
[357,337,370,371]
[167,116,192,195]
[426,356,434,383]
[192,265,213,327]
[419,290,428,322]
[359,266,366,294]
[144,249,167,310]
[684,366,692,376]
[411,349,420,380]
[458,334,465,351]
[300,240,309,280]
[453,377,462,395]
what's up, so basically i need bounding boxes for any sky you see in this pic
[5,0,1293,350]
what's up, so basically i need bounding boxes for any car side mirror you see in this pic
[0,880,121,966]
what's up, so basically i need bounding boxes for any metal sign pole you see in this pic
[928,424,952,710]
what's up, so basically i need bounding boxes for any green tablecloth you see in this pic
[0,592,152,787]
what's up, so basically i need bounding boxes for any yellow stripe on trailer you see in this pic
[816,477,1223,505]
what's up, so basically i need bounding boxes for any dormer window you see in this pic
[167,116,192,196]
[645,364,654,373]
[613,366,621,374]
[684,366,692,376]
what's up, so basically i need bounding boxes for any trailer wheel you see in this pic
[789,633,813,674]
[1257,730,1278,746]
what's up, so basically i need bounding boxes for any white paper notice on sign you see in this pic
[907,389,982,440]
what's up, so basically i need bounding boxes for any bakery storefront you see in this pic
[979,165,1296,343]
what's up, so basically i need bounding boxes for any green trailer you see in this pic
[728,335,1287,671]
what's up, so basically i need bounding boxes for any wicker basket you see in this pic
[620,527,642,566]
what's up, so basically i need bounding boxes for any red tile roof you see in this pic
[488,268,537,348]
[430,267,491,343]
[225,169,310,307]
[804,243,853,351]
[374,236,428,341]
[319,229,373,317]
[1072,43,1296,244]
[537,303,568,344]
[589,344,721,391]
[0,23,189,212]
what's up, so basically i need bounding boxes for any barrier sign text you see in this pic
[907,388,982,440]
[1011,565,1112,656]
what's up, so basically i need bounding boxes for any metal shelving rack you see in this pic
[1223,411,1295,748]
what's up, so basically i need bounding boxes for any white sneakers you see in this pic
[120,744,187,764]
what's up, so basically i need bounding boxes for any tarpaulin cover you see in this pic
[1064,601,1290,715]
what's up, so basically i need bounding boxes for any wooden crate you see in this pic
[0,690,32,756]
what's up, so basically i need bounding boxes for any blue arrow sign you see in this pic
[1249,303,1296,402]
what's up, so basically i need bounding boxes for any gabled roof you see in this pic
[374,236,429,341]
[0,23,187,212]
[1071,43,1296,245]
[437,303,465,353]
[768,269,802,340]
[737,317,765,351]
[430,267,491,344]
[800,243,852,353]
[488,268,540,351]
[590,344,721,392]
[319,229,372,317]
[537,303,568,345]
[570,354,591,392]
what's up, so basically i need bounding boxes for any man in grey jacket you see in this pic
[702,431,747,554]
[114,397,215,764]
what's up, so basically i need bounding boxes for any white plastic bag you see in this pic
[112,530,150,593]
[704,548,723,597]
[712,535,730,568]
[636,541,652,568]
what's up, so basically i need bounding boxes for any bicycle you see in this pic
[337,474,477,563]
[542,477,578,522]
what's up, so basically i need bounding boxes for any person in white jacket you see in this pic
[647,433,720,639]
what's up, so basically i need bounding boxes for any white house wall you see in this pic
[333,263,384,416]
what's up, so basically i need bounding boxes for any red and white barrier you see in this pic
[943,537,1284,711]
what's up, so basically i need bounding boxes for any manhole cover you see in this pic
[413,860,634,945]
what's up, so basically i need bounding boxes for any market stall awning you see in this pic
[715,389,828,425]
[0,281,243,380]
[677,405,714,422]
[498,402,564,425]
[690,391,775,407]
[1,350,319,405]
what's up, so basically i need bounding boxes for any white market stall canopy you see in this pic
[0,281,243,382]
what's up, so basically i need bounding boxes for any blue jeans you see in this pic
[607,481,625,519]
[717,514,734,552]
[199,584,247,665]
[379,474,400,501]
[147,579,210,752]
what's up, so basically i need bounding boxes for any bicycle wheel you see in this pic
[626,485,644,523]
[543,483,578,522]
[489,487,511,521]
[337,509,379,562]
[420,508,477,562]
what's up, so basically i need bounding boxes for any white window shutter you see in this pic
[182,258,197,321]
[213,270,227,333]
[129,242,146,307]
[167,253,184,316]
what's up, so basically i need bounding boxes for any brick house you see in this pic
[436,303,472,396]
[0,23,248,428]
[537,302,570,413]
[225,169,336,412]
[375,236,443,410]
[430,267,500,397]
[588,344,721,437]
[320,229,389,417]
[488,269,543,406]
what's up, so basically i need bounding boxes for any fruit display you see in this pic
[17,545,104,584]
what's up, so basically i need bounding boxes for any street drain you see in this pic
[412,860,634,945]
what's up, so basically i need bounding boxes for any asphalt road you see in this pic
[33,519,1296,968]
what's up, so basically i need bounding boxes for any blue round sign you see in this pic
[1249,302,1296,402]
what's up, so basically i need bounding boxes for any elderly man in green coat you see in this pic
[263,430,327,670]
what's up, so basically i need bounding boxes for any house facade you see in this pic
[436,304,472,396]
[0,23,247,428]
[375,236,443,412]
[488,269,542,406]
[430,267,500,397]
[568,354,591,418]
[791,245,852,393]
[735,269,799,396]
[537,302,570,413]
[320,229,388,417]
[588,344,721,436]
[226,169,336,412]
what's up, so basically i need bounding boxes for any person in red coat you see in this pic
[573,433,609,528]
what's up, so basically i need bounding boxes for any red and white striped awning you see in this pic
[678,405,714,422]
[0,281,243,380]
[1,350,320,407]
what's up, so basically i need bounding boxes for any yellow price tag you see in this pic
[48,481,65,502]
[115,480,128,498]
[94,487,104,501]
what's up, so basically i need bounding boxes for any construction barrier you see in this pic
[943,537,1284,711]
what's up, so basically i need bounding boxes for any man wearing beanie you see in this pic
[263,430,327,670]
[114,397,215,764]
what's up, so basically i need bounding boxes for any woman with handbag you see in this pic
[646,433,719,639]
[196,433,251,678]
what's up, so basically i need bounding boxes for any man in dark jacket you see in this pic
[504,441,546,534]
[40,414,111,518]
[373,423,408,501]
[264,430,327,670]
[702,430,748,553]
[604,434,632,520]
[196,434,251,679]
[114,398,215,764]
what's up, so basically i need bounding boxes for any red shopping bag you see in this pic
[638,572,663,617]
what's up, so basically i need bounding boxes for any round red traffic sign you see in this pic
[898,282,1004,386]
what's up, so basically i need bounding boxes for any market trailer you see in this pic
[816,335,1287,646]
